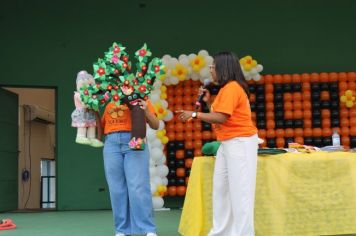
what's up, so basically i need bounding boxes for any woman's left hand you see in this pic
[175,110,194,122]
[137,99,148,110]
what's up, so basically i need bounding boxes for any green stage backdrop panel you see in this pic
[0,0,355,210]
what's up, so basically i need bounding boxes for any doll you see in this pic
[71,71,103,147]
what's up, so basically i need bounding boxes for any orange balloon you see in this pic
[349,82,356,90]
[282,74,292,83]
[313,128,322,137]
[273,74,283,83]
[249,94,256,103]
[194,149,202,157]
[183,87,192,96]
[185,140,193,149]
[350,108,356,117]
[194,122,202,131]
[322,119,331,128]
[177,186,186,196]
[303,91,311,101]
[194,140,203,149]
[168,186,177,197]
[293,110,303,119]
[350,117,356,127]
[320,73,329,82]
[304,119,312,128]
[303,110,312,119]
[293,101,302,111]
[340,118,350,127]
[183,104,193,111]
[185,177,190,185]
[348,72,356,82]
[266,111,274,120]
[265,93,274,102]
[184,122,193,132]
[329,72,338,82]
[175,132,184,141]
[285,128,294,138]
[310,73,320,82]
[264,75,273,84]
[265,84,274,94]
[275,129,285,138]
[302,82,311,91]
[339,72,348,82]
[185,158,193,168]
[266,120,275,129]
[185,131,193,141]
[166,123,175,132]
[284,102,293,111]
[340,127,350,136]
[175,123,184,132]
[350,126,356,136]
[167,132,175,141]
[167,96,175,105]
[202,131,212,140]
[284,93,292,102]
[292,74,301,83]
[293,92,302,101]
[251,112,256,121]
[276,138,285,148]
[294,136,304,144]
[176,150,185,159]
[340,108,349,118]
[266,102,274,111]
[339,81,348,91]
[194,132,202,140]
[266,129,276,138]
[174,96,183,105]
[341,136,350,146]
[176,168,185,177]
[304,128,313,137]
[175,87,183,96]
[321,109,331,119]
[322,127,332,137]
[320,91,330,101]
[301,73,311,82]
[258,129,267,138]
[294,128,304,137]
[284,110,293,119]
[303,101,312,110]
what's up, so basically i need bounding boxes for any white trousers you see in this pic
[208,134,258,236]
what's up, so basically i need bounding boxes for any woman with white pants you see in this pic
[177,52,258,236]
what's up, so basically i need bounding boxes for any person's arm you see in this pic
[175,110,229,124]
[138,99,160,130]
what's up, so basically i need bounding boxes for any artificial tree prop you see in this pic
[80,42,165,150]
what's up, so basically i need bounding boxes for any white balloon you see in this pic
[167,58,178,68]
[146,128,157,141]
[152,196,164,209]
[160,100,168,109]
[150,182,157,195]
[158,120,165,130]
[256,64,263,72]
[191,73,200,81]
[153,80,162,89]
[149,93,160,103]
[170,77,179,85]
[162,54,172,64]
[205,56,214,65]
[157,165,169,177]
[199,67,210,78]
[162,177,168,186]
[179,56,190,67]
[151,138,162,149]
[152,176,162,185]
[250,68,257,75]
[163,110,173,121]
[151,147,163,162]
[155,155,166,165]
[198,50,209,57]
[188,53,197,60]
[150,166,157,177]
[252,74,261,81]
[163,77,172,86]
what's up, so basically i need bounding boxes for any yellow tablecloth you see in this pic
[178,152,356,236]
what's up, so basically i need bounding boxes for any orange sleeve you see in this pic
[212,83,241,116]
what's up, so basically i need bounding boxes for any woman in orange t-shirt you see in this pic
[97,99,159,236]
[177,52,258,236]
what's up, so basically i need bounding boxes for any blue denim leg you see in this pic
[103,132,156,235]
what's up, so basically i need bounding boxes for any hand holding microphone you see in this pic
[195,79,211,110]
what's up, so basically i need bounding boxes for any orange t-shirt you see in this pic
[211,81,257,141]
[102,101,156,134]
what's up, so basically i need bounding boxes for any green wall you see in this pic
[1,0,355,210]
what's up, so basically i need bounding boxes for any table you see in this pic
[178,152,356,236]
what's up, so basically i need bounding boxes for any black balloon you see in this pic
[284,84,292,92]
[168,150,176,159]
[284,120,294,128]
[256,85,265,94]
[267,138,276,148]
[177,177,185,186]
[323,137,332,146]
[168,178,176,186]
[275,111,284,119]
[312,119,321,128]
[274,102,284,111]
[320,83,329,91]
[167,142,176,151]
[350,136,356,148]
[185,169,191,176]
[184,149,194,158]
[257,120,266,129]
[250,103,256,112]
[256,104,265,112]
[329,82,338,91]
[330,100,339,108]
[274,93,283,101]
[294,119,303,128]
[292,83,302,92]
[249,85,256,93]
[176,159,185,168]
[256,112,265,119]
[312,101,321,109]
[312,92,320,100]
[202,122,211,131]
[312,109,321,117]
[276,120,284,128]
[274,84,283,93]
[168,169,176,178]
[311,83,320,91]
[167,159,176,168]
[256,94,265,102]
[331,119,340,127]
[175,141,185,150]
[321,101,330,109]
[313,137,323,147]
[304,137,313,145]
[285,137,294,146]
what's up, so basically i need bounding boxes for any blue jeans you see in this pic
[103,132,156,235]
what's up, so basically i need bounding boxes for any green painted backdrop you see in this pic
[0,0,355,210]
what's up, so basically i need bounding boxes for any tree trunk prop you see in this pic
[129,105,146,150]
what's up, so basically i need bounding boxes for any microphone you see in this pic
[195,79,211,110]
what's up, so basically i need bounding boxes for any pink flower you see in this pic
[111,55,119,64]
